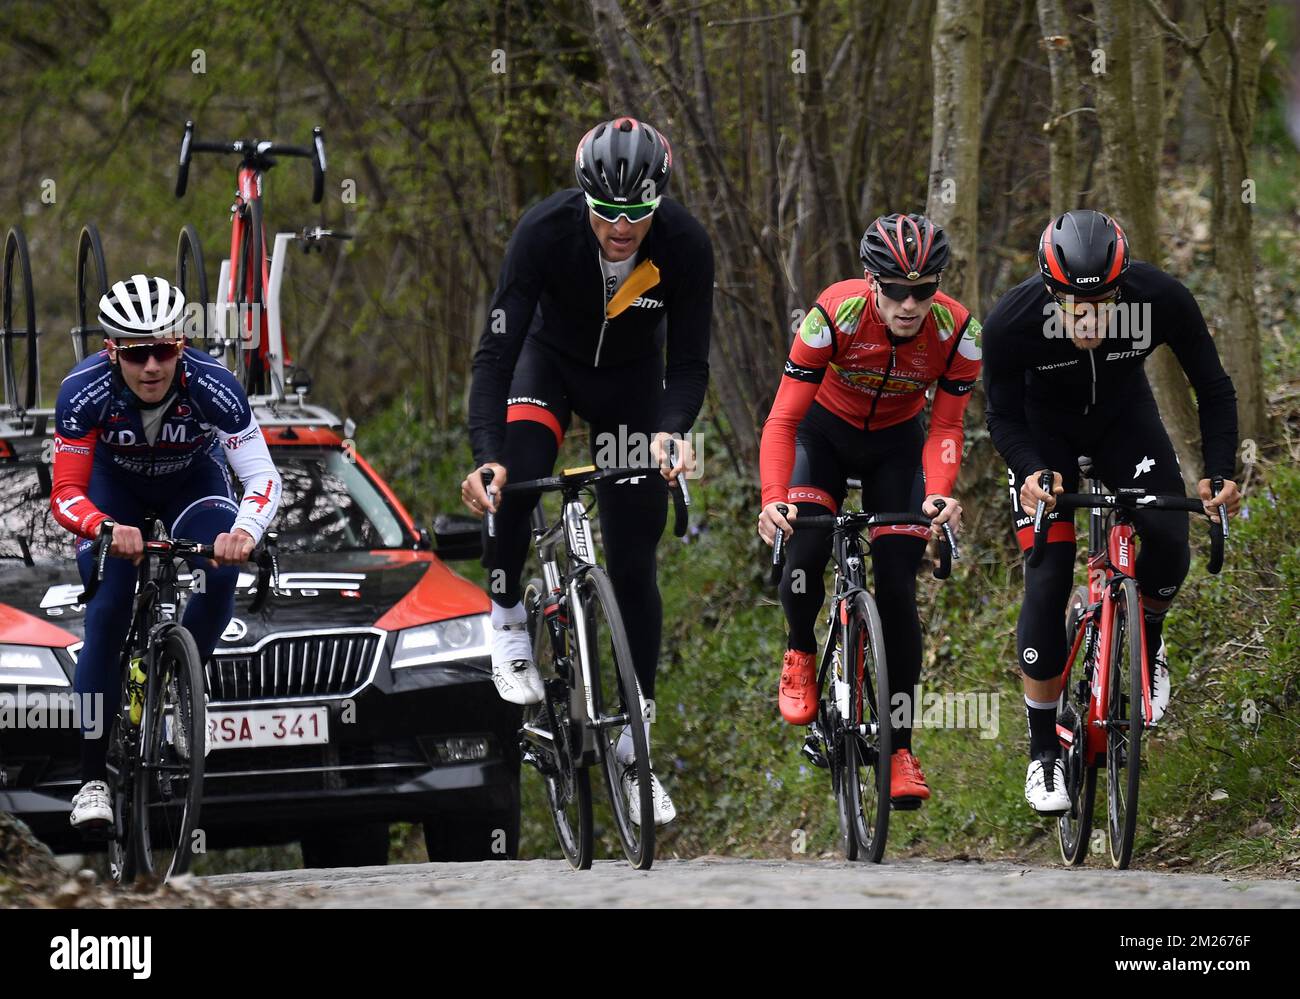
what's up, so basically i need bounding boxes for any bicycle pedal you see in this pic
[800,735,829,769]
[890,796,923,812]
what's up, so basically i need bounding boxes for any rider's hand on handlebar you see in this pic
[461,463,507,517]
[1020,470,1064,517]
[651,432,694,486]
[213,529,256,566]
[922,494,962,539]
[758,502,797,546]
[109,524,144,565]
[1198,477,1240,524]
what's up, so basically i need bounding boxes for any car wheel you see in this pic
[423,785,520,862]
[299,822,390,868]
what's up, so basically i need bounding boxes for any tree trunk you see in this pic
[1095,0,1203,491]
[927,0,983,314]
[1036,0,1082,216]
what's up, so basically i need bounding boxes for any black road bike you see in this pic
[770,483,954,862]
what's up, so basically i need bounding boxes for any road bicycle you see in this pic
[770,483,954,862]
[82,518,277,883]
[1025,458,1227,869]
[174,120,327,395]
[485,450,689,870]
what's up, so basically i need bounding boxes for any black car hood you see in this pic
[0,550,482,650]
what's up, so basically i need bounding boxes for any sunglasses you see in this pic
[114,341,183,364]
[1053,290,1121,317]
[877,279,940,303]
[585,194,660,224]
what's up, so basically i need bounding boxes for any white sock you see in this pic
[616,698,654,767]
[490,599,526,629]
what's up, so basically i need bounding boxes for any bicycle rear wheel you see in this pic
[575,565,653,869]
[842,591,891,863]
[523,578,592,870]
[1058,585,1097,866]
[175,224,209,347]
[133,625,206,880]
[1105,578,1144,869]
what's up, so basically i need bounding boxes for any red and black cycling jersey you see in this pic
[468,188,714,467]
[982,261,1238,486]
[759,278,982,507]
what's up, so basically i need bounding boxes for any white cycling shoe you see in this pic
[1150,641,1170,724]
[489,616,544,705]
[1024,755,1071,815]
[69,779,113,830]
[621,765,677,827]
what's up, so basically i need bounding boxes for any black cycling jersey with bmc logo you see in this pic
[982,261,1238,484]
[468,187,714,467]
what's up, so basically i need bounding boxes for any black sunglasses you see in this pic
[877,279,940,303]
[114,341,182,364]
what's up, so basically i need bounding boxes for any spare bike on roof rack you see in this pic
[2,225,40,419]
[173,120,350,403]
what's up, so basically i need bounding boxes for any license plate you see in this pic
[206,706,330,750]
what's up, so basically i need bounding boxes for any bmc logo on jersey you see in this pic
[1106,349,1144,361]
[629,296,664,309]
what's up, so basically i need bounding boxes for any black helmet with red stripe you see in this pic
[1038,210,1129,297]
[574,117,673,203]
[859,213,950,279]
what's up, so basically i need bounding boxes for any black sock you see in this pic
[81,735,108,784]
[1025,697,1058,759]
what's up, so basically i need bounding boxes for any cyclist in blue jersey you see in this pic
[51,275,283,831]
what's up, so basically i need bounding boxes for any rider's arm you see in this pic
[467,210,548,468]
[1161,278,1239,479]
[922,317,982,497]
[982,311,1045,485]
[759,304,836,507]
[219,420,282,544]
[50,366,110,539]
[657,224,714,436]
[188,359,282,543]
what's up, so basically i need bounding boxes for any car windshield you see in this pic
[0,442,411,562]
[272,447,411,552]
[0,454,66,564]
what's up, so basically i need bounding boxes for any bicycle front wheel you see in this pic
[134,625,206,880]
[1058,585,1097,866]
[841,591,891,863]
[523,578,592,870]
[573,566,653,870]
[1105,577,1144,869]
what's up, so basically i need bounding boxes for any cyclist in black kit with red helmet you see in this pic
[461,117,714,828]
[982,209,1240,814]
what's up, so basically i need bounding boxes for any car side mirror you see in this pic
[416,527,432,550]
[432,514,483,561]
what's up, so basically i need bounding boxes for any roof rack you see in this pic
[0,405,54,439]
[247,394,353,435]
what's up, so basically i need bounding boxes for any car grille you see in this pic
[206,631,381,702]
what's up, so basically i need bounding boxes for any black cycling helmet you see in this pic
[574,117,673,204]
[860,213,950,279]
[1038,209,1129,297]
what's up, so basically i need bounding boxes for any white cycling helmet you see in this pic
[98,274,187,339]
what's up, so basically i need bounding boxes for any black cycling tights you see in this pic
[487,341,669,699]
[777,408,929,751]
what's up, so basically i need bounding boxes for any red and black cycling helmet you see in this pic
[859,213,950,279]
[574,117,673,204]
[1038,210,1129,297]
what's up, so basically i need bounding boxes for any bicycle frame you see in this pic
[229,166,270,361]
[817,525,870,727]
[1059,479,1152,764]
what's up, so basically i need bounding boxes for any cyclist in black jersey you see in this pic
[461,117,714,827]
[983,209,1240,813]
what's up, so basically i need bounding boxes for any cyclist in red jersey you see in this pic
[758,213,981,807]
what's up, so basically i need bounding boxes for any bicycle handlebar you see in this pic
[175,121,326,204]
[81,523,281,607]
[769,504,953,587]
[1025,474,1227,574]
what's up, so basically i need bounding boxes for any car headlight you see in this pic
[391,614,491,668]
[0,645,71,687]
